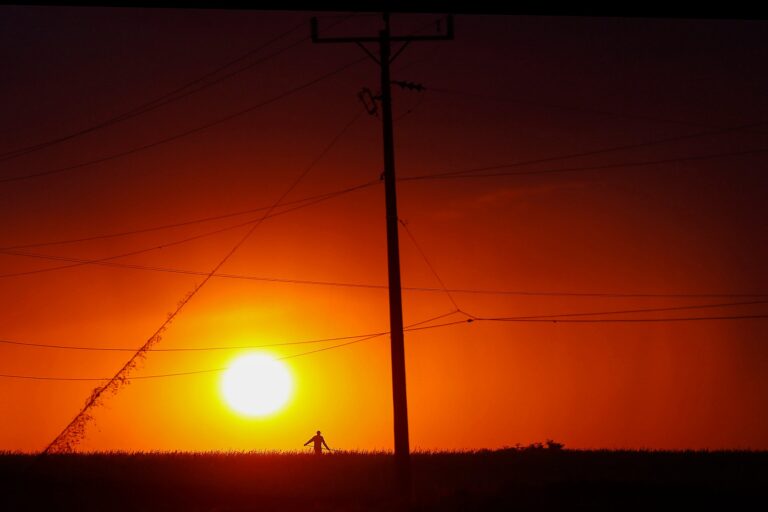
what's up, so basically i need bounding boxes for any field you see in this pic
[2,449,766,511]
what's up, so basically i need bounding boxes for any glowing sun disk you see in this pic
[221,353,293,417]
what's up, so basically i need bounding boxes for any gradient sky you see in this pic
[1,7,767,452]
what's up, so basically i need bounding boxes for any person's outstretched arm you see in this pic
[323,440,330,450]
[304,438,313,446]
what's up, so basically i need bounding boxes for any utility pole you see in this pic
[311,12,454,500]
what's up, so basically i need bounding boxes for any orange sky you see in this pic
[1,8,767,452]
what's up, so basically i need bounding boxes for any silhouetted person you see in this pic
[304,430,330,455]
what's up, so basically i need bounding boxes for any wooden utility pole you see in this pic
[311,12,454,498]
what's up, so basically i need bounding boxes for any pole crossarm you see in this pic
[311,16,454,46]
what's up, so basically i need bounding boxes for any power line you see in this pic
[0,314,469,381]
[472,299,768,321]
[0,310,463,352]
[7,139,765,251]
[400,120,768,182]
[405,147,768,181]
[264,313,466,366]
[0,180,376,279]
[0,14,360,164]
[42,108,363,454]
[479,314,768,323]
[0,332,376,353]
[428,87,714,128]
[5,311,768,381]
[398,218,462,312]
[5,245,767,300]
[1,220,260,279]
[4,143,765,252]
[0,180,379,251]
[1,56,368,184]
[0,300,768,352]
[7,141,767,251]
[0,20,307,163]
[400,287,768,299]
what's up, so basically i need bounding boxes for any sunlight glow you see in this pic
[221,353,293,417]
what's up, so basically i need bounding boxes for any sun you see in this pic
[221,353,293,417]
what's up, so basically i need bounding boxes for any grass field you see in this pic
[2,449,766,511]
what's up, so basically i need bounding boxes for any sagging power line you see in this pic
[467,299,768,321]
[5,138,763,255]
[402,119,768,181]
[1,313,469,381]
[0,181,376,279]
[405,147,768,181]
[428,87,720,128]
[2,300,766,353]
[1,57,367,184]
[0,181,379,251]
[0,311,463,353]
[7,247,765,299]
[4,311,768,382]
[399,218,462,313]
[0,14,360,164]
[480,314,768,323]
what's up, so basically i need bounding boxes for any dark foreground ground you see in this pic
[2,449,766,511]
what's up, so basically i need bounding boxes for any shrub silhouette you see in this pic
[546,439,565,450]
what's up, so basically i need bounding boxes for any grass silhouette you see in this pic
[2,448,766,511]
